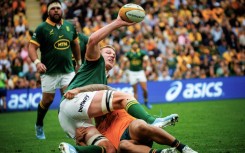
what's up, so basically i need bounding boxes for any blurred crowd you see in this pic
[0,0,245,91]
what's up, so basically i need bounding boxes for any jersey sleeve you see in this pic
[72,24,78,41]
[30,24,43,46]
[125,51,130,59]
[81,33,89,43]
[78,33,89,63]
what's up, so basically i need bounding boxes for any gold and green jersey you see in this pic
[65,55,107,92]
[72,32,88,67]
[30,18,78,75]
[78,33,88,64]
[125,49,147,71]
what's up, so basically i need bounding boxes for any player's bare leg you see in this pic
[35,92,55,139]
[76,126,116,153]
[118,140,177,153]
[59,127,116,153]
[88,90,178,128]
[139,81,151,109]
[127,119,197,153]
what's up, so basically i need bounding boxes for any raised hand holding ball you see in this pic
[119,3,145,23]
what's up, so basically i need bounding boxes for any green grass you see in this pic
[0,99,245,153]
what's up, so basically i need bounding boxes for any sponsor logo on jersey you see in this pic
[54,39,70,50]
[131,59,141,66]
[165,81,223,101]
[78,94,89,112]
[66,26,70,32]
[33,32,37,38]
[50,29,54,35]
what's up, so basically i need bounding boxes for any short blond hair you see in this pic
[100,45,116,52]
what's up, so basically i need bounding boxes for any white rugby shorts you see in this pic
[41,72,75,93]
[58,91,96,139]
[128,70,147,85]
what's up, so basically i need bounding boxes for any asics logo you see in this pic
[165,81,223,101]
[165,81,182,102]
[8,93,42,109]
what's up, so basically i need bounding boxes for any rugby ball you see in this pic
[119,3,145,23]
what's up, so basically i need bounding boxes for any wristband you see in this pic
[34,59,41,65]
[77,59,82,65]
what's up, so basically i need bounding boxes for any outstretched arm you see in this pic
[86,16,135,61]
[64,84,116,99]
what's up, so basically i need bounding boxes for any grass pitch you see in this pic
[0,99,244,153]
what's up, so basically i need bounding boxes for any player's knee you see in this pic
[119,140,134,152]
[39,101,51,109]
[41,96,54,107]
[132,120,151,134]
[124,93,136,102]
[97,140,116,153]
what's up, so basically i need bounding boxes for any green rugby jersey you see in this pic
[72,33,88,68]
[64,55,107,95]
[78,33,88,64]
[125,49,148,71]
[30,18,78,75]
[72,33,88,67]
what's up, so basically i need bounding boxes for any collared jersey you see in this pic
[78,33,88,64]
[30,18,78,75]
[63,55,107,100]
[125,49,148,71]
[72,33,88,67]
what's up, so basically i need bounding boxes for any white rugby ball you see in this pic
[119,3,145,23]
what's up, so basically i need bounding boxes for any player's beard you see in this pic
[49,14,62,23]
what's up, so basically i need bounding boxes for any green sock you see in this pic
[126,100,156,124]
[74,145,105,153]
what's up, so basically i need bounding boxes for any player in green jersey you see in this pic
[58,14,178,153]
[124,41,152,109]
[71,17,88,67]
[28,0,81,140]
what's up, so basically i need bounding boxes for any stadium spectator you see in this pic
[7,39,20,62]
[15,15,26,35]
[19,42,29,61]
[158,68,172,81]
[0,66,7,112]
[11,57,23,76]
[12,0,26,14]
[28,0,81,139]
[22,57,36,75]
[211,22,223,45]
[217,40,228,55]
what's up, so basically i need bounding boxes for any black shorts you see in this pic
[120,126,131,141]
